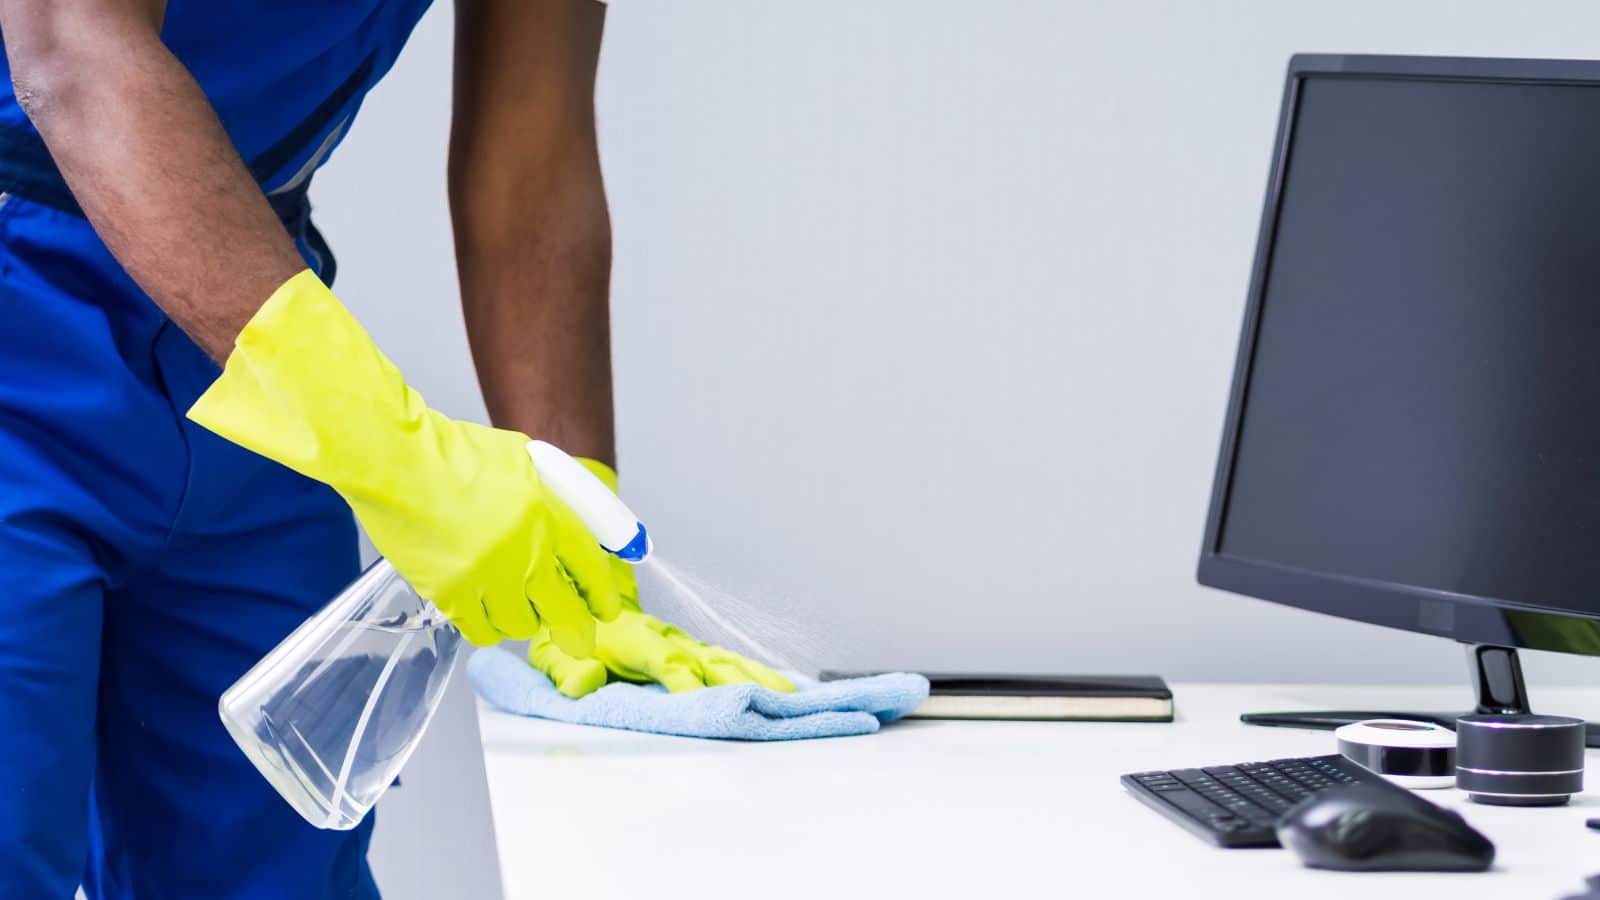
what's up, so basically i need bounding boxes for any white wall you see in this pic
[315,2,1600,894]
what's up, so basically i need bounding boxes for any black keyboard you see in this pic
[1122,754,1398,847]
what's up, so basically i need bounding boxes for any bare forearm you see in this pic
[451,0,615,465]
[453,171,616,465]
[1,1,305,362]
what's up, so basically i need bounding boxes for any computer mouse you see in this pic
[1276,783,1494,872]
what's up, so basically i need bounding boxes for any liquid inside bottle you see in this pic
[219,560,462,830]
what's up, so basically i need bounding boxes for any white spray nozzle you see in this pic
[525,440,652,562]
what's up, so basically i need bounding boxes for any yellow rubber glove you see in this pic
[530,609,796,697]
[527,460,796,698]
[187,270,621,650]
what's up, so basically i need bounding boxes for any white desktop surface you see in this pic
[477,683,1600,899]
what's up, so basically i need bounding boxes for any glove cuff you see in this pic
[187,269,437,489]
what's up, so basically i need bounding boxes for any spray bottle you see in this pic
[218,440,650,830]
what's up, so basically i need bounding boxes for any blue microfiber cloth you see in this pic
[468,647,929,741]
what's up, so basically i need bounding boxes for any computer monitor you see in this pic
[1199,54,1600,746]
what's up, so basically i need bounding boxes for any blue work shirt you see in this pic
[0,0,436,210]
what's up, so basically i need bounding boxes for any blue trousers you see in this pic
[0,194,379,898]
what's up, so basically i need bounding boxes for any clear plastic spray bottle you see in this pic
[218,440,651,830]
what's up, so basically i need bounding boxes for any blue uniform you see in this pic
[0,2,433,897]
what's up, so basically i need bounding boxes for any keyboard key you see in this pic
[1160,789,1228,818]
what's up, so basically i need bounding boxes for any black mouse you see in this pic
[1276,783,1494,872]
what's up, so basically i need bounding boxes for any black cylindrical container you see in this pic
[1455,714,1585,806]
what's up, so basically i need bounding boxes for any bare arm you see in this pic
[0,0,306,362]
[450,0,615,465]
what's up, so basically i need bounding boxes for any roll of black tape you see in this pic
[1456,713,1585,807]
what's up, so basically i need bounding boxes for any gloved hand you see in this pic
[529,609,796,697]
[186,270,622,650]
[526,459,796,698]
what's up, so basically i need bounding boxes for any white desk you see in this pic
[478,683,1600,899]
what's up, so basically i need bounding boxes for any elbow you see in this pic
[2,6,146,126]
[9,43,92,125]
[11,67,57,123]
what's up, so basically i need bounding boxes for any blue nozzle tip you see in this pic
[613,523,650,563]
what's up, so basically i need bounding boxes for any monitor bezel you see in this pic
[1197,53,1600,656]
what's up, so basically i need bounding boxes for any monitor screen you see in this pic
[1215,69,1600,622]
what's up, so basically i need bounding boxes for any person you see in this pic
[0,1,790,897]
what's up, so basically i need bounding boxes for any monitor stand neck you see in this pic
[1466,644,1531,715]
[1240,643,1600,748]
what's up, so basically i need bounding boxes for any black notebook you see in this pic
[824,672,1174,722]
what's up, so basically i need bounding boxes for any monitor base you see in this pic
[1240,644,1600,749]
